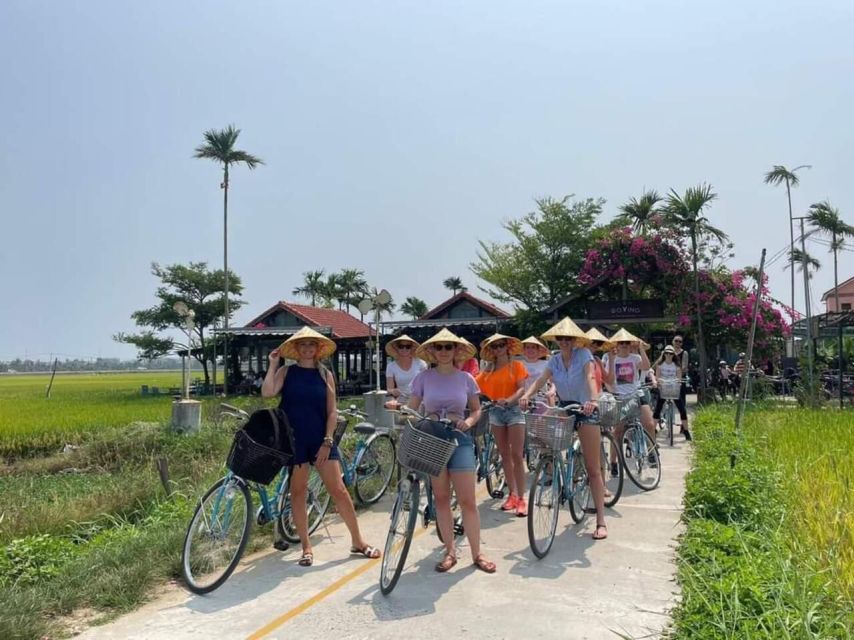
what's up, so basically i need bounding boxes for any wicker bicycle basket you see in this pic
[333,414,349,445]
[397,420,458,477]
[659,379,681,400]
[524,411,576,452]
[597,394,641,427]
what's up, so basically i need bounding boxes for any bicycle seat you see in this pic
[354,422,376,436]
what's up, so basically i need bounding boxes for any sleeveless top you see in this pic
[279,365,329,446]
[658,361,679,380]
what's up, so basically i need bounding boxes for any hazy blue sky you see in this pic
[2,0,852,361]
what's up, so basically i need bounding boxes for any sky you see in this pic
[1,0,852,361]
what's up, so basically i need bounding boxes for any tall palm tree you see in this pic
[400,296,428,319]
[292,270,327,306]
[764,164,810,335]
[665,184,729,404]
[808,200,854,403]
[785,247,821,277]
[194,125,264,395]
[615,189,663,234]
[443,276,465,295]
[337,268,369,314]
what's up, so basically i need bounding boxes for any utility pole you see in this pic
[794,217,815,389]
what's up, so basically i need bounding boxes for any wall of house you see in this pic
[824,281,854,312]
[444,300,487,319]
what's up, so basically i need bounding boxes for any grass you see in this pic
[672,406,853,638]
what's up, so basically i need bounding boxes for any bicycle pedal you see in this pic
[491,490,505,499]
[583,507,597,514]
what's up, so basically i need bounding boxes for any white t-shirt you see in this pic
[521,359,549,391]
[602,353,642,397]
[658,361,679,380]
[386,359,427,401]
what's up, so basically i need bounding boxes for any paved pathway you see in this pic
[77,434,692,640]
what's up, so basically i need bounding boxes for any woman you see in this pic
[476,334,529,516]
[584,328,614,395]
[384,335,427,410]
[601,328,657,470]
[407,328,496,573]
[652,345,689,438]
[457,337,480,376]
[519,317,607,540]
[262,327,380,567]
[520,336,556,408]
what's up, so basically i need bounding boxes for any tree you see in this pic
[443,277,465,295]
[665,184,729,403]
[337,268,370,313]
[614,189,663,234]
[472,195,604,310]
[114,262,245,385]
[292,270,327,306]
[194,125,264,394]
[764,164,810,330]
[785,248,821,277]
[400,296,428,319]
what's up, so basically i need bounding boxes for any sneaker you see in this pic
[515,498,528,517]
[501,495,518,511]
[610,462,619,478]
[682,428,693,442]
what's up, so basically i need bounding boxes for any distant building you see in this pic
[821,276,854,313]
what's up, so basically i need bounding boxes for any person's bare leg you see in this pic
[492,426,518,498]
[314,460,375,552]
[289,464,312,555]
[578,425,607,538]
[508,424,527,500]
[431,470,455,557]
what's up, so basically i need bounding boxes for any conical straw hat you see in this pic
[385,334,421,358]
[520,336,550,358]
[585,327,615,352]
[278,326,337,360]
[541,317,591,346]
[479,333,523,362]
[415,328,477,365]
[609,327,641,344]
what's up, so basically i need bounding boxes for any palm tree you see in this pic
[615,189,663,234]
[808,200,854,403]
[292,270,327,306]
[443,276,465,295]
[194,125,264,395]
[665,184,729,403]
[337,268,369,314]
[785,248,821,277]
[764,164,810,334]
[400,296,428,319]
[322,272,344,309]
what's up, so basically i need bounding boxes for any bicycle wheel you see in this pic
[665,402,675,447]
[484,437,506,498]
[276,466,332,543]
[527,455,562,559]
[380,477,420,595]
[622,424,661,491]
[568,446,590,524]
[354,434,396,505]
[182,476,252,594]
[599,431,623,508]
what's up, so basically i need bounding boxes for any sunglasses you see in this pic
[523,344,540,349]
[432,343,457,352]
[395,344,413,350]
[298,341,318,348]
[491,341,508,349]
[556,337,575,343]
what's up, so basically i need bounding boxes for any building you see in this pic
[821,276,854,313]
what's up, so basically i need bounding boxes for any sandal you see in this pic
[592,523,608,541]
[350,544,381,559]
[298,550,314,567]
[472,554,496,574]
[435,552,458,573]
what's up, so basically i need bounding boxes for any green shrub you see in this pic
[0,534,79,588]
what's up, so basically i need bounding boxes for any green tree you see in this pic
[614,189,663,234]
[472,195,604,310]
[194,125,263,394]
[785,248,821,277]
[338,268,370,313]
[400,296,428,319]
[443,276,465,295]
[292,269,327,306]
[113,262,245,385]
[764,164,810,329]
[665,184,729,403]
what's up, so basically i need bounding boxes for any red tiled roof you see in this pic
[244,302,374,339]
[421,291,511,320]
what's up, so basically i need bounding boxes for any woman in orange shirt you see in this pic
[476,334,529,516]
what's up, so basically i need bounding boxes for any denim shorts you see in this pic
[489,404,525,427]
[446,430,477,472]
[558,400,598,425]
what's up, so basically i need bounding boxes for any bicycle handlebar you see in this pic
[397,406,454,425]
[219,403,249,419]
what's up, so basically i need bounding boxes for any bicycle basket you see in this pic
[524,411,575,452]
[226,409,294,484]
[597,394,640,426]
[659,379,681,400]
[397,419,458,476]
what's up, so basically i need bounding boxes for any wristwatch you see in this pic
[322,436,334,447]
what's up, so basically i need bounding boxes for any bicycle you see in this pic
[379,407,463,595]
[471,399,506,499]
[656,378,684,447]
[599,390,661,491]
[336,405,397,505]
[181,404,330,594]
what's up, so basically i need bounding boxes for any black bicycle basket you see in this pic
[226,408,295,484]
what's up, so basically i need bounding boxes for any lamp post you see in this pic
[173,302,196,400]
[793,217,815,389]
[358,289,391,391]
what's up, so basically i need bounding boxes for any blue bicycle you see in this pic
[471,399,506,498]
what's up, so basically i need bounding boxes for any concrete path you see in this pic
[77,434,691,640]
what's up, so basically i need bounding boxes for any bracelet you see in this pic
[322,437,334,447]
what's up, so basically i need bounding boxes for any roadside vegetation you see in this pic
[673,406,852,638]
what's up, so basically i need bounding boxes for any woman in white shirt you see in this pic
[384,335,427,410]
[520,336,556,408]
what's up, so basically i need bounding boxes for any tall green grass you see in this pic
[673,407,853,638]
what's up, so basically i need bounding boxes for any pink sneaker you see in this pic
[515,498,528,517]
[501,495,518,511]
